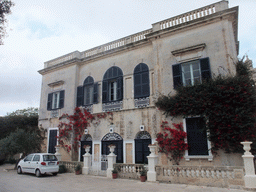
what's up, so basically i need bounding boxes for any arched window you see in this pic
[76,76,98,106]
[102,66,123,103]
[83,76,94,105]
[134,63,150,99]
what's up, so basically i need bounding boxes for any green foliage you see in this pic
[74,163,82,171]
[58,164,67,173]
[0,108,39,140]
[156,59,256,154]
[0,0,14,45]
[0,129,43,158]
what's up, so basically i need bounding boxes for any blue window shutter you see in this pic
[172,64,182,89]
[200,57,211,81]
[47,93,53,111]
[117,77,123,101]
[102,80,108,103]
[186,117,209,155]
[59,90,65,109]
[141,72,149,97]
[93,83,98,104]
[76,86,84,107]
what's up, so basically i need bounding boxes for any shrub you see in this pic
[58,164,67,173]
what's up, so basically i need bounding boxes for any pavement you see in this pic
[0,164,252,192]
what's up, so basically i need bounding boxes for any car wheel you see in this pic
[52,172,58,176]
[35,169,41,177]
[17,167,22,174]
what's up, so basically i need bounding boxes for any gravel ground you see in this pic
[0,164,250,192]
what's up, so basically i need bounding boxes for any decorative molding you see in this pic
[102,101,123,112]
[171,43,206,56]
[134,97,150,108]
[102,132,123,141]
[50,110,59,118]
[135,131,151,139]
[48,80,64,87]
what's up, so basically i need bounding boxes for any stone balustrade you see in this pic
[59,161,83,173]
[156,165,244,188]
[43,1,228,68]
[114,163,146,179]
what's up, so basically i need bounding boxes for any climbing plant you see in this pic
[156,59,256,154]
[156,121,188,165]
[58,107,113,153]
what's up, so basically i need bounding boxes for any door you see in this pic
[80,141,92,161]
[30,155,40,173]
[102,140,123,163]
[135,139,151,164]
[21,154,34,173]
[48,129,57,153]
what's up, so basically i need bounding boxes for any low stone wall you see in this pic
[156,165,244,188]
[59,161,83,173]
[114,163,146,179]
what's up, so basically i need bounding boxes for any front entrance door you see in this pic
[48,129,57,153]
[101,132,123,163]
[80,141,92,161]
[102,140,123,163]
[135,131,151,164]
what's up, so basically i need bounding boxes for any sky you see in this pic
[0,0,255,116]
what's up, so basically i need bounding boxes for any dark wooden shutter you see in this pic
[76,86,84,107]
[47,93,53,111]
[134,73,141,98]
[135,139,143,163]
[141,72,150,97]
[117,77,123,101]
[186,117,208,155]
[200,57,211,81]
[59,90,65,109]
[93,83,98,104]
[48,130,57,153]
[172,64,182,89]
[102,80,108,103]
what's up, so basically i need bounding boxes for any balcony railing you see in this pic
[44,1,228,68]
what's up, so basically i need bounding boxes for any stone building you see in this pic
[38,0,240,169]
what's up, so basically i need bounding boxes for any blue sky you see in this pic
[0,0,255,116]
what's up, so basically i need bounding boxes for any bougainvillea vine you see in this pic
[156,121,188,165]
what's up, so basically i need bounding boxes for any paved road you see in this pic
[0,164,249,192]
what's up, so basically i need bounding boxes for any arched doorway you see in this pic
[80,134,92,161]
[135,131,151,164]
[101,132,123,163]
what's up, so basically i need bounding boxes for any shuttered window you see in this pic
[102,66,123,103]
[172,57,211,89]
[134,63,150,99]
[76,76,98,107]
[185,117,209,156]
[47,90,65,111]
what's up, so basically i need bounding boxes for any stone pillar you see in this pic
[147,144,158,182]
[107,145,117,178]
[55,146,61,161]
[241,141,256,189]
[82,146,92,175]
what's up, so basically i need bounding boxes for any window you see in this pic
[134,63,150,99]
[24,154,34,162]
[183,117,213,161]
[32,155,40,162]
[76,76,98,107]
[47,90,65,110]
[172,57,211,89]
[109,81,117,101]
[102,66,123,103]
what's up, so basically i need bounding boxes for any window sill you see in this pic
[185,155,213,162]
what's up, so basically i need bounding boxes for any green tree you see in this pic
[0,129,43,158]
[0,0,14,45]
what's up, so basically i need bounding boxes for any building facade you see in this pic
[38,1,241,168]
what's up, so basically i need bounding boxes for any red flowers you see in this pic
[156,122,188,165]
[58,108,112,154]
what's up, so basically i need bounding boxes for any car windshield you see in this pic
[43,155,58,161]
